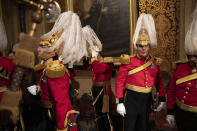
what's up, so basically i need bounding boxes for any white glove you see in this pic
[154,102,165,112]
[117,103,126,117]
[68,62,74,68]
[27,85,41,95]
[166,115,175,127]
[91,48,98,57]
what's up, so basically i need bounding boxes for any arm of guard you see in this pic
[166,71,177,115]
[115,64,128,104]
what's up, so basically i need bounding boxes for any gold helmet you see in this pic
[39,30,62,47]
[133,13,157,48]
[40,11,87,64]
[136,29,151,46]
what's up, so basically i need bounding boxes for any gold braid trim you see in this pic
[93,87,105,105]
[176,72,197,85]
[103,57,114,63]
[91,57,114,64]
[45,60,69,78]
[128,57,154,75]
[176,98,197,113]
[64,110,80,129]
[107,113,114,131]
[0,66,12,80]
[90,57,98,63]
[34,63,45,72]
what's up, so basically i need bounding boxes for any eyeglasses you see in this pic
[136,44,150,48]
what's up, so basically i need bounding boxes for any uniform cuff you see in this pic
[159,96,166,102]
[167,109,175,115]
[116,98,124,104]
[68,68,74,72]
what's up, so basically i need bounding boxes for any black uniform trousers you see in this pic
[175,105,197,131]
[92,85,112,131]
[124,89,152,131]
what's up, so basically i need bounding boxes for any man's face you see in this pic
[37,45,55,60]
[8,52,15,59]
[136,44,150,58]
[188,55,197,62]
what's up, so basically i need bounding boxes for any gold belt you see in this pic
[93,81,110,87]
[176,98,197,113]
[125,83,152,93]
[93,82,105,86]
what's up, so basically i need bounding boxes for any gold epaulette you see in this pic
[172,59,188,70]
[155,57,163,66]
[103,57,113,63]
[91,57,114,64]
[34,64,45,72]
[45,59,68,78]
[119,54,135,64]
[90,57,98,63]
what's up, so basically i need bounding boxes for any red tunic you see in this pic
[115,55,165,100]
[40,70,76,131]
[0,56,16,100]
[84,59,113,101]
[167,63,197,110]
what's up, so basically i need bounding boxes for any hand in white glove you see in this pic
[117,103,126,117]
[166,115,175,127]
[91,49,98,57]
[154,102,165,112]
[68,62,74,68]
[91,46,100,57]
[27,85,41,95]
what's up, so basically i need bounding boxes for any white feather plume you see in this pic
[0,18,7,51]
[185,4,197,55]
[40,11,87,64]
[82,25,102,53]
[133,13,157,49]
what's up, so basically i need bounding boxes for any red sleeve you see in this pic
[92,61,110,73]
[155,68,166,97]
[47,75,70,102]
[115,64,128,98]
[47,74,72,130]
[167,71,177,110]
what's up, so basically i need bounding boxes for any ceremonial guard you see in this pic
[0,18,17,130]
[166,5,197,131]
[30,11,87,131]
[0,56,16,101]
[115,13,166,131]
[0,18,15,100]
[83,25,114,131]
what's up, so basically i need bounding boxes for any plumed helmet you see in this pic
[185,4,197,55]
[133,13,157,49]
[40,11,88,64]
